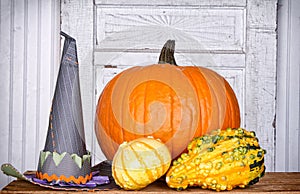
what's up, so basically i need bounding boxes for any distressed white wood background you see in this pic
[0,0,299,190]
[0,0,60,189]
[276,0,300,172]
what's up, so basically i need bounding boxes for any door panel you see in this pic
[62,0,277,171]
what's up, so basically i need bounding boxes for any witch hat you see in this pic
[36,32,92,184]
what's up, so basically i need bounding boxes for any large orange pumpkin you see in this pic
[95,40,240,160]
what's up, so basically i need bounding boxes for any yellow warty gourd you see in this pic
[166,128,266,191]
[112,137,171,190]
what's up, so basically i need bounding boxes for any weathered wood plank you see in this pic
[95,0,247,7]
[244,0,277,172]
[94,52,245,67]
[0,0,13,188]
[0,0,60,190]
[276,0,300,172]
[23,0,60,172]
[247,0,277,30]
[245,29,277,172]
[2,173,300,193]
[24,0,38,173]
[11,0,25,176]
[36,0,58,165]
[96,7,246,52]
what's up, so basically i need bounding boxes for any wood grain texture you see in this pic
[276,0,300,172]
[0,0,60,189]
[0,0,13,189]
[2,173,300,193]
[245,0,277,172]
[95,0,247,7]
[96,6,245,52]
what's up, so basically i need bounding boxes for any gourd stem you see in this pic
[158,40,177,66]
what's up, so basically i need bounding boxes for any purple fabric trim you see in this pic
[24,171,110,188]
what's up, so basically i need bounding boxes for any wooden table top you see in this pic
[1,172,300,193]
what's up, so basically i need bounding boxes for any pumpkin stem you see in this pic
[158,40,177,66]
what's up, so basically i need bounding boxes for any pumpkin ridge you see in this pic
[96,76,118,159]
[227,82,236,127]
[129,143,155,183]
[121,146,144,188]
[181,67,203,136]
[135,139,166,175]
[224,91,233,128]
[143,79,148,134]
[187,67,213,135]
[168,68,175,156]
[225,81,240,127]
[142,70,153,134]
[211,71,226,128]
[121,68,140,140]
[201,67,226,129]
[222,82,233,128]
[190,68,211,134]
[206,76,220,129]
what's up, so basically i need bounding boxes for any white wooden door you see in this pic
[61,0,277,171]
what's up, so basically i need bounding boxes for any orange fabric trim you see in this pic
[36,171,92,184]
